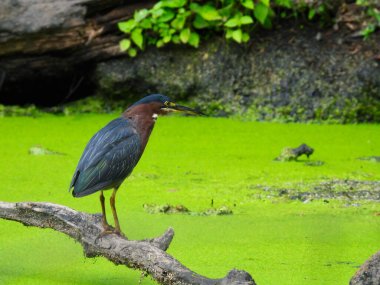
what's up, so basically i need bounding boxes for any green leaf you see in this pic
[188,32,200,48]
[151,8,164,18]
[241,0,254,10]
[180,28,191,43]
[317,5,325,13]
[242,32,250,43]
[153,2,162,9]
[262,15,273,29]
[224,18,240,28]
[157,9,175,22]
[275,0,291,8]
[193,14,210,29]
[171,14,187,30]
[308,9,316,20]
[260,0,270,7]
[201,5,222,21]
[219,4,234,18]
[368,8,380,22]
[232,29,242,43]
[134,9,149,22]
[119,39,131,51]
[156,39,165,48]
[189,3,200,12]
[172,35,180,44]
[118,19,136,33]
[240,15,253,25]
[254,3,269,25]
[191,3,222,21]
[128,47,137,57]
[222,0,235,5]
[163,35,171,43]
[225,28,234,39]
[147,37,156,45]
[157,22,170,30]
[159,27,170,38]
[361,24,376,39]
[160,0,186,8]
[140,18,152,29]
[131,28,143,49]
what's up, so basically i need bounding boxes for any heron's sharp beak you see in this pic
[162,102,204,115]
[173,104,204,115]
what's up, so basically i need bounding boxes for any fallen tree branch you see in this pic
[350,249,380,285]
[0,201,256,285]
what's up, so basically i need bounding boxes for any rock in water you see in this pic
[275,143,314,161]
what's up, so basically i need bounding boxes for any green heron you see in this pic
[69,94,201,236]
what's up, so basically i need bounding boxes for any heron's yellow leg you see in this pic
[100,191,112,232]
[110,188,123,236]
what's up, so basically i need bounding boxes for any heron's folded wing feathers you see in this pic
[69,118,141,195]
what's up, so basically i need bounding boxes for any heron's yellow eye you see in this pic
[164,101,176,107]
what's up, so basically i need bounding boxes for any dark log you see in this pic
[0,0,155,105]
[0,0,155,79]
[0,201,256,285]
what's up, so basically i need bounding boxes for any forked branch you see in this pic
[0,202,256,285]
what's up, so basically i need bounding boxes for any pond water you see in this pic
[0,115,379,285]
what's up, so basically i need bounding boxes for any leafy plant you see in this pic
[307,3,326,21]
[118,0,380,56]
[356,0,380,38]
[117,0,298,56]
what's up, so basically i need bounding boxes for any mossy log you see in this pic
[0,201,256,285]
[275,144,314,161]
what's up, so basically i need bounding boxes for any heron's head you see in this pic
[126,94,203,117]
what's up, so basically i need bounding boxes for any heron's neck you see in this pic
[123,104,158,151]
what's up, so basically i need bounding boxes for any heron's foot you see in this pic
[113,229,126,238]
[99,229,114,237]
[98,223,114,237]
[98,227,127,239]
[101,222,113,231]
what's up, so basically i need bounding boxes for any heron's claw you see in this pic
[98,223,114,237]
[113,229,126,238]
[98,227,127,239]
[99,230,113,237]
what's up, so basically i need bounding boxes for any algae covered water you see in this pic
[0,115,379,285]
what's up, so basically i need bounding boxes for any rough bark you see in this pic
[0,0,153,79]
[0,201,256,285]
[0,0,154,105]
[350,250,380,285]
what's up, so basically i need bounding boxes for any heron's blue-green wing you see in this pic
[70,117,141,197]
